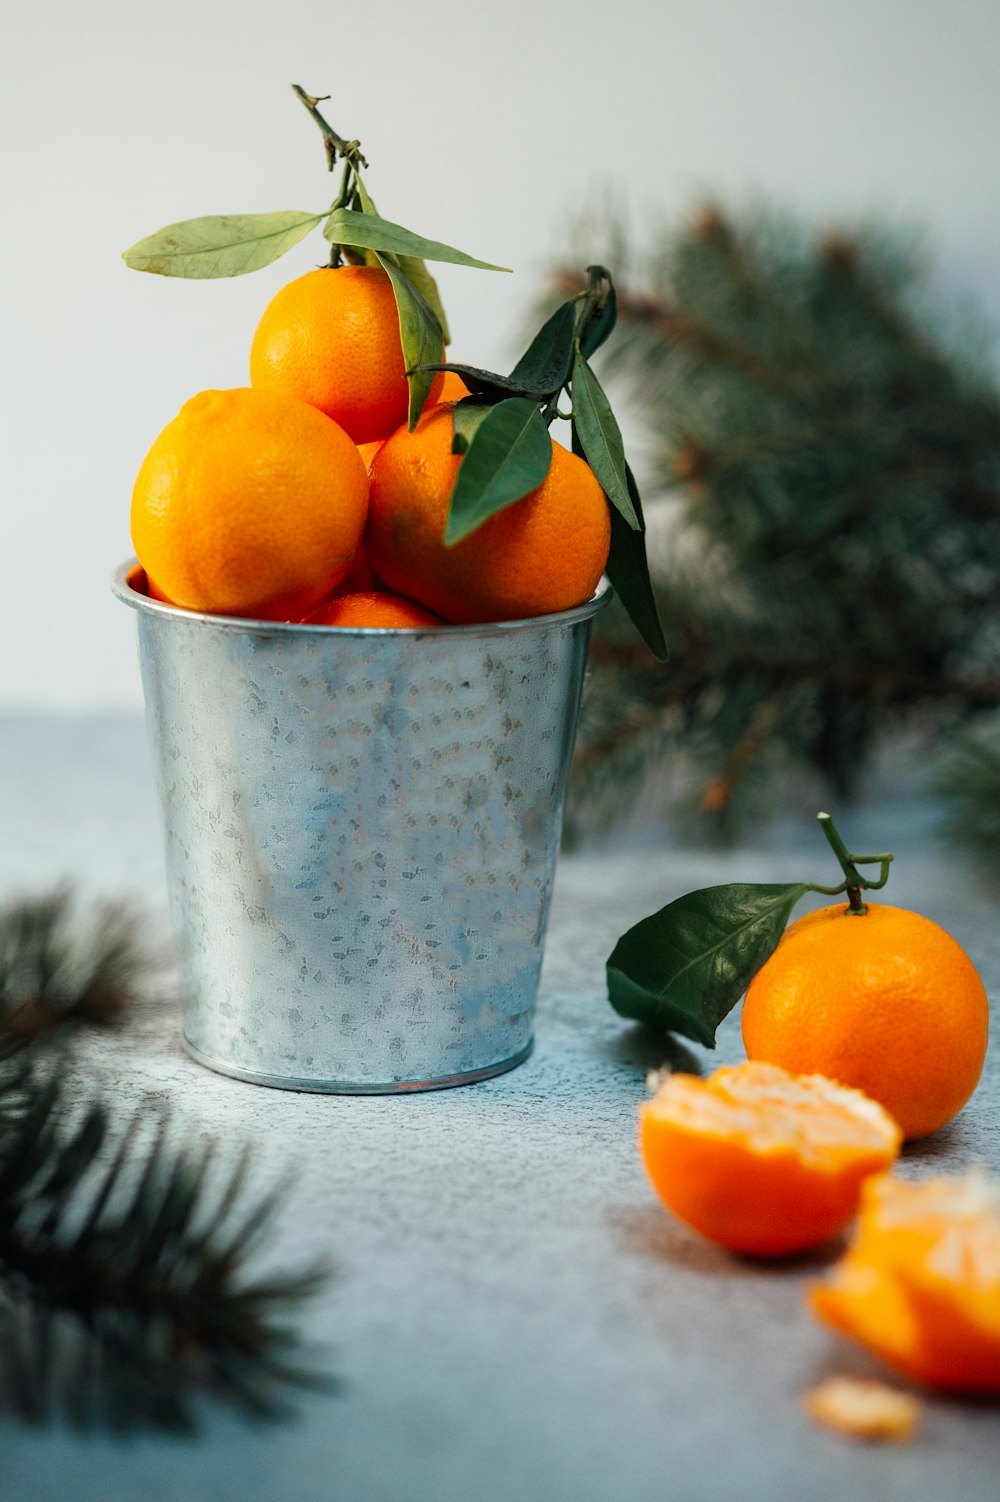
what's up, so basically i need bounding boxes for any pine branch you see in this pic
[546,204,1000,838]
[0,888,162,1046]
[0,1068,331,1431]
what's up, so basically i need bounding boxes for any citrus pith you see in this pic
[810,1170,1000,1393]
[639,1061,901,1257]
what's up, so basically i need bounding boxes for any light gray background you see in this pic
[2,0,999,711]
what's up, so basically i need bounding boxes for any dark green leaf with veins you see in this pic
[577,267,618,359]
[323,208,510,272]
[415,362,557,404]
[375,254,443,429]
[571,351,639,528]
[508,301,578,397]
[605,463,668,659]
[606,882,808,1046]
[451,398,494,455]
[445,399,551,545]
[122,211,325,279]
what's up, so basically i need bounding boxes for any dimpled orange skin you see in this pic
[366,404,611,624]
[741,903,989,1141]
[809,1171,1000,1393]
[249,265,442,444]
[303,590,445,629]
[131,387,368,622]
[639,1062,902,1258]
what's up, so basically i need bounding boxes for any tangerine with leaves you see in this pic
[367,405,611,624]
[249,265,443,444]
[304,591,444,629]
[639,1061,902,1257]
[810,1170,1000,1393]
[131,387,368,621]
[742,903,989,1141]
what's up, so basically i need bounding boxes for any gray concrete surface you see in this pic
[0,716,997,1502]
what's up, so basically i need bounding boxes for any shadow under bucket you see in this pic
[113,563,610,1092]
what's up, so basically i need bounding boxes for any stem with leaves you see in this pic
[606,813,895,1047]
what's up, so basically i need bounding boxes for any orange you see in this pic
[354,373,468,471]
[639,1061,901,1257]
[131,387,368,621]
[810,1170,1000,1393]
[249,265,442,444]
[304,591,444,629]
[367,405,611,623]
[742,903,989,1141]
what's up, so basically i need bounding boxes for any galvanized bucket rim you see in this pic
[111,559,613,638]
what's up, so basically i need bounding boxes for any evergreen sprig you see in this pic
[546,206,1000,837]
[0,888,159,1045]
[0,1071,329,1430]
[0,890,331,1431]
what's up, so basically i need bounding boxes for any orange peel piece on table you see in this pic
[809,1170,1000,1394]
[804,1376,922,1443]
[638,1061,902,1258]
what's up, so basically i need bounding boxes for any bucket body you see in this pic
[113,563,608,1092]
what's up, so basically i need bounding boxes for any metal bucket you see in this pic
[113,562,609,1093]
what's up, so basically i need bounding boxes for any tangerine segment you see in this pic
[304,591,445,629]
[367,406,611,624]
[249,265,442,444]
[131,387,368,622]
[742,903,989,1141]
[810,1171,1000,1393]
[639,1062,902,1257]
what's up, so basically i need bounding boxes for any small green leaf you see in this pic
[397,256,452,346]
[414,363,548,403]
[571,351,639,528]
[323,209,510,272]
[375,255,443,429]
[350,178,452,342]
[451,398,493,455]
[122,211,324,279]
[577,265,618,358]
[606,464,668,659]
[445,399,551,545]
[508,301,577,397]
[607,883,809,1047]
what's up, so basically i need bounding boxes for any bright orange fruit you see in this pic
[130,387,368,621]
[249,265,443,444]
[742,903,989,1140]
[810,1170,1000,1393]
[639,1061,902,1257]
[304,591,445,629]
[367,405,611,624]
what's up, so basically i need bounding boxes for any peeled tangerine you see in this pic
[639,1062,902,1257]
[810,1170,1000,1394]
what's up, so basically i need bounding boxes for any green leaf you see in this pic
[350,177,452,342]
[450,398,493,455]
[414,363,546,403]
[397,256,452,346]
[508,301,577,397]
[445,399,551,545]
[607,883,809,1047]
[122,211,324,279]
[374,254,443,429]
[323,209,510,272]
[606,463,668,659]
[577,265,619,359]
[571,350,639,528]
